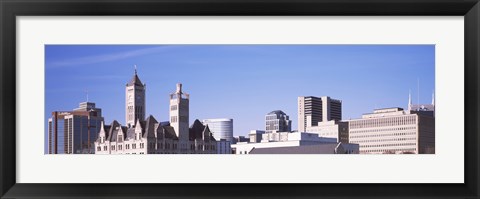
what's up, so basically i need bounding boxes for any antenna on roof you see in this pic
[408,90,412,110]
[417,78,420,110]
[85,89,89,102]
[432,90,435,105]
[134,64,137,75]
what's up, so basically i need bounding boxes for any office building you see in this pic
[298,96,342,132]
[348,107,435,154]
[265,110,292,133]
[202,118,234,142]
[48,102,104,154]
[306,120,349,142]
[216,139,232,154]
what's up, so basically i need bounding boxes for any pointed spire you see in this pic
[127,65,144,87]
[432,90,435,105]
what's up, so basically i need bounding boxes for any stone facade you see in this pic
[94,68,217,154]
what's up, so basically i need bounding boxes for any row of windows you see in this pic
[350,116,416,129]
[97,142,216,152]
[351,132,417,139]
[361,148,416,153]
[350,127,416,135]
[361,143,416,148]
[353,137,416,143]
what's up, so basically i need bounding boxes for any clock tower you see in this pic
[125,66,146,127]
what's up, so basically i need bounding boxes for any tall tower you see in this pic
[169,83,190,149]
[298,96,342,132]
[125,66,146,127]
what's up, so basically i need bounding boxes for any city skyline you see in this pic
[45,45,435,152]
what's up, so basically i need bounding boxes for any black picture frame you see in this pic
[1,0,479,198]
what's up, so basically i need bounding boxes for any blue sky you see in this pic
[45,45,435,149]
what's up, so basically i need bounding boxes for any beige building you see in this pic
[348,107,435,154]
[306,120,348,142]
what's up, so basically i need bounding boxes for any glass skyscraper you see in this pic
[48,102,104,154]
[202,118,233,142]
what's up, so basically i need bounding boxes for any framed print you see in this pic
[1,0,479,198]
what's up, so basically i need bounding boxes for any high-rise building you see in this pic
[265,110,292,133]
[298,96,342,132]
[48,101,104,154]
[170,83,190,151]
[347,107,435,154]
[125,67,146,127]
[202,118,233,142]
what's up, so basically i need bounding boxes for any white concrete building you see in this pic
[232,131,339,154]
[248,130,265,143]
[348,107,435,154]
[305,120,349,142]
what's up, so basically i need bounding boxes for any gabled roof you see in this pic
[96,123,112,142]
[189,119,216,141]
[104,120,120,142]
[189,119,205,140]
[126,73,144,87]
[160,125,178,140]
[108,125,127,142]
[126,128,136,140]
[142,115,158,138]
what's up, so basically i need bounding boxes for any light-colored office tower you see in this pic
[48,101,104,154]
[348,107,435,154]
[202,118,233,142]
[265,110,292,133]
[125,67,146,127]
[298,96,342,132]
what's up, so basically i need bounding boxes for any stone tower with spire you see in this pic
[169,83,190,150]
[125,65,146,127]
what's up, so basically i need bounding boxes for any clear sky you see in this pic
[45,45,435,150]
